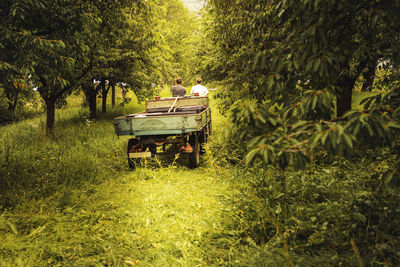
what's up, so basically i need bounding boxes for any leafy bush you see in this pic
[224,152,400,265]
[227,87,400,173]
[0,108,15,125]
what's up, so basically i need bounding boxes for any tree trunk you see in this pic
[336,77,356,118]
[84,85,98,120]
[102,84,110,113]
[45,98,56,136]
[7,102,14,112]
[361,60,377,92]
[102,92,107,113]
[335,57,371,117]
[88,92,97,119]
[84,80,104,119]
[111,83,115,108]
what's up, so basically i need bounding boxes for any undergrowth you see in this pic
[205,92,400,266]
[0,98,143,210]
[0,90,249,265]
[2,88,399,266]
[227,158,400,266]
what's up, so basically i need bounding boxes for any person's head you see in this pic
[176,77,182,85]
[196,77,202,84]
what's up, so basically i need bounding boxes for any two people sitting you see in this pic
[170,77,209,97]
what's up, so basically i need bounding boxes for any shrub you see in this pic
[226,153,400,265]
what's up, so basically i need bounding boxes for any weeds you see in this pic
[0,91,248,265]
[1,89,398,266]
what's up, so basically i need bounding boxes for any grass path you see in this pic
[115,167,241,266]
[1,91,248,265]
[1,160,245,266]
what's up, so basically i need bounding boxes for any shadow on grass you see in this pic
[128,145,209,171]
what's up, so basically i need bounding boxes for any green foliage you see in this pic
[155,0,200,85]
[198,2,400,263]
[0,0,70,121]
[1,0,196,132]
[82,0,162,101]
[202,102,400,265]
[202,0,400,109]
[228,87,400,170]
[200,0,400,171]
[2,1,400,265]
[1,91,400,265]
[0,95,249,265]
[195,0,276,111]
[0,117,123,208]
[268,0,400,117]
[216,153,400,265]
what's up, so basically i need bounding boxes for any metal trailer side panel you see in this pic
[145,97,209,111]
[113,108,210,136]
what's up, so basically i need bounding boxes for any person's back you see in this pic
[190,77,209,97]
[171,78,186,97]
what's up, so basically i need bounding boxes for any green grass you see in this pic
[0,168,245,266]
[1,88,399,266]
[0,89,249,266]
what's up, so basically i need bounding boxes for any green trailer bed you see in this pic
[113,96,212,169]
[113,108,211,136]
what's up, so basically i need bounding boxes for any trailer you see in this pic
[113,96,212,169]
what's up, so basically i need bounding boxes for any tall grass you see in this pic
[205,89,400,265]
[0,89,253,265]
[0,167,246,266]
[4,87,395,266]
[0,89,144,209]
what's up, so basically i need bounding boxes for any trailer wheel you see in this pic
[127,139,140,170]
[189,134,200,168]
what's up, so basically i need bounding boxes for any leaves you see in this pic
[201,0,400,171]
[229,85,400,170]
[1,0,173,131]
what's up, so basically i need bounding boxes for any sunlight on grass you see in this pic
[0,87,248,265]
[3,84,392,265]
[116,168,240,265]
[0,167,244,265]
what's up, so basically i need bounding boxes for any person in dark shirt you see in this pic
[170,77,186,97]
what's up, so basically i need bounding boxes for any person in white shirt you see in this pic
[190,77,209,97]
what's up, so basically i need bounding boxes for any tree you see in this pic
[139,0,201,91]
[32,0,95,134]
[95,0,200,111]
[267,0,400,117]
[196,1,278,111]
[0,0,68,119]
[80,0,167,118]
[202,0,400,114]
[201,0,400,170]
[1,0,171,132]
